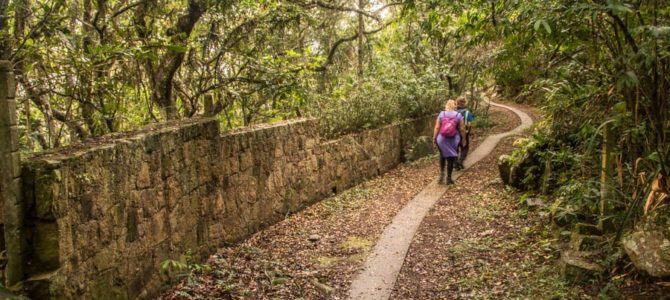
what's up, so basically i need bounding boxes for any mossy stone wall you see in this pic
[18,115,435,299]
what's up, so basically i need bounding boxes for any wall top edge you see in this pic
[22,117,219,164]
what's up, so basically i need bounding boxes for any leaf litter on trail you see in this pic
[161,152,440,299]
[391,107,579,299]
[160,107,519,300]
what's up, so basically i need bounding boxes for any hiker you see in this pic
[433,99,465,185]
[456,96,474,170]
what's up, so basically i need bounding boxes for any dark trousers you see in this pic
[440,156,456,180]
[458,132,470,167]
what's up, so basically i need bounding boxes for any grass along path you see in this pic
[159,107,518,299]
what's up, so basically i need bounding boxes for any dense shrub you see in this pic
[316,60,444,138]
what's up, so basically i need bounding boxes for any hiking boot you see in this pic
[446,178,455,185]
[438,172,446,184]
[439,173,451,185]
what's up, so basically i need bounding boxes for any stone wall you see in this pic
[18,115,435,299]
[0,61,25,287]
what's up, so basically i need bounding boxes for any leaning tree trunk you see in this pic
[135,0,212,120]
[152,69,181,120]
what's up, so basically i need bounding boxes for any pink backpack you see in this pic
[439,112,459,137]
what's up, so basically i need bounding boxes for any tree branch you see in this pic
[19,77,90,138]
[314,19,396,72]
[607,11,639,53]
[310,0,380,22]
[111,0,147,19]
[294,1,403,22]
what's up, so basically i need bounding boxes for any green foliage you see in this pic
[551,180,600,225]
[471,114,495,129]
[485,0,670,263]
[317,61,443,138]
[160,250,212,287]
[7,0,468,148]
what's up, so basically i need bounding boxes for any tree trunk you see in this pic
[135,0,211,120]
[13,0,88,145]
[491,1,497,26]
[81,0,103,135]
[357,0,365,77]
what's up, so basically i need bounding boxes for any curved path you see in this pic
[347,101,533,300]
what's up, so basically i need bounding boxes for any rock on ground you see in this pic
[623,207,670,278]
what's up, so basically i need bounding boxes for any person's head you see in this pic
[457,96,467,108]
[445,99,458,111]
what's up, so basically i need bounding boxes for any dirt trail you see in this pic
[164,103,668,299]
[161,105,523,300]
[346,102,533,300]
[391,135,542,299]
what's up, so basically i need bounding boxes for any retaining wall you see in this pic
[18,116,434,299]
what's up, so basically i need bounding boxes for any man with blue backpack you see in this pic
[456,96,474,170]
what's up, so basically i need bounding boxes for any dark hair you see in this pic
[457,96,467,106]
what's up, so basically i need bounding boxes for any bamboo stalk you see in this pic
[599,123,615,231]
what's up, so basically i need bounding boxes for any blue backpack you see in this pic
[457,108,473,126]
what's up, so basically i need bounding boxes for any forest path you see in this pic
[162,102,534,300]
[347,101,533,300]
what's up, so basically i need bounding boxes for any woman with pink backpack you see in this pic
[432,99,465,185]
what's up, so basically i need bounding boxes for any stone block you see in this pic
[208,222,224,240]
[274,145,284,158]
[136,162,152,189]
[125,209,139,243]
[4,74,14,100]
[5,100,17,127]
[34,179,59,221]
[3,178,24,224]
[10,152,20,178]
[92,270,128,300]
[498,155,512,186]
[305,138,317,149]
[31,221,61,273]
[0,69,15,104]
[236,152,250,172]
[93,247,115,272]
[0,136,11,161]
[0,109,9,130]
[0,95,18,129]
[560,250,604,283]
[25,271,62,300]
[9,125,18,151]
[574,223,602,235]
[568,232,605,251]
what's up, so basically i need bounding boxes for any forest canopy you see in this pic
[0,0,449,150]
